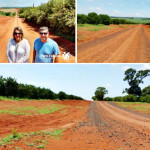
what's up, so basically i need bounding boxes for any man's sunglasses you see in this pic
[40,32,48,35]
[14,32,22,35]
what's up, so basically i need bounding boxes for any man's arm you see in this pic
[33,50,36,63]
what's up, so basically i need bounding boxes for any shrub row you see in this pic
[104,94,150,103]
[77,13,136,25]
[0,11,16,17]
[18,0,75,37]
[0,76,83,100]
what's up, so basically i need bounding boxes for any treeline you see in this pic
[0,76,83,100]
[0,11,16,17]
[92,68,150,103]
[104,93,150,103]
[77,12,136,25]
[18,0,75,37]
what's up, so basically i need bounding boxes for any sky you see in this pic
[0,0,49,7]
[77,0,150,18]
[0,64,150,100]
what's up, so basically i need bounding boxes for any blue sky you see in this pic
[77,0,150,17]
[0,64,150,100]
[0,0,49,7]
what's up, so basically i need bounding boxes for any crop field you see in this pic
[115,102,150,114]
[111,17,150,24]
[0,99,90,150]
[0,8,16,13]
[77,24,112,31]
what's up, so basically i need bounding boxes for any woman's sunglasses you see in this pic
[14,32,22,35]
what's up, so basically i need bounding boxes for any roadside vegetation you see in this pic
[78,12,150,25]
[0,10,16,17]
[0,128,65,149]
[0,76,83,100]
[0,104,65,115]
[115,102,150,114]
[18,0,75,41]
[92,68,150,103]
[77,24,112,31]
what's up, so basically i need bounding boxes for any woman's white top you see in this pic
[7,38,30,63]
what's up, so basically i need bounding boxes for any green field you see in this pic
[77,24,112,31]
[115,102,150,114]
[111,17,150,24]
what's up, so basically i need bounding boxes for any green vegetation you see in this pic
[95,68,150,103]
[78,12,150,25]
[77,24,112,31]
[92,87,108,101]
[0,104,65,115]
[18,0,75,39]
[0,129,65,148]
[123,68,150,97]
[0,11,16,17]
[0,75,83,100]
[115,102,150,114]
[116,18,150,24]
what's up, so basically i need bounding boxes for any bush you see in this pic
[122,94,138,102]
[112,96,122,102]
[140,95,150,103]
[19,0,75,37]
[104,97,113,101]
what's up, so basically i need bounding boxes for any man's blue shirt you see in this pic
[34,38,60,63]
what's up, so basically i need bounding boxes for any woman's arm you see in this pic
[6,39,13,63]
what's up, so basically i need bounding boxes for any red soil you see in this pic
[0,100,150,150]
[77,24,150,63]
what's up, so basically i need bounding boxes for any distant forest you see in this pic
[77,12,150,25]
[0,76,83,100]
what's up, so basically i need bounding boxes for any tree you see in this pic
[92,87,108,101]
[99,14,111,25]
[58,91,67,100]
[4,77,18,97]
[77,14,88,24]
[141,85,150,96]
[123,68,150,97]
[87,12,99,24]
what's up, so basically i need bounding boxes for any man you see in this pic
[33,26,60,63]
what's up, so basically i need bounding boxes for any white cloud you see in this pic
[138,64,150,70]
[121,65,131,71]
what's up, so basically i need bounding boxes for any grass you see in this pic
[115,102,150,114]
[111,17,150,24]
[0,129,65,148]
[0,104,65,115]
[0,96,22,101]
[77,24,112,31]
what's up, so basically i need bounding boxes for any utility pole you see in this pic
[33,3,34,7]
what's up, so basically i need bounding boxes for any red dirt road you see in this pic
[0,100,150,149]
[77,24,150,63]
[0,14,75,63]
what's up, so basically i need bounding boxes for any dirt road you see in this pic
[0,100,150,150]
[78,24,150,63]
[0,13,75,63]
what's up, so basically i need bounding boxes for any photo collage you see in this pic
[0,0,150,149]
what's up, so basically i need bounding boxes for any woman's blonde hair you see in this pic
[13,27,24,41]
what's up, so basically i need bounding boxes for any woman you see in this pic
[7,27,30,63]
